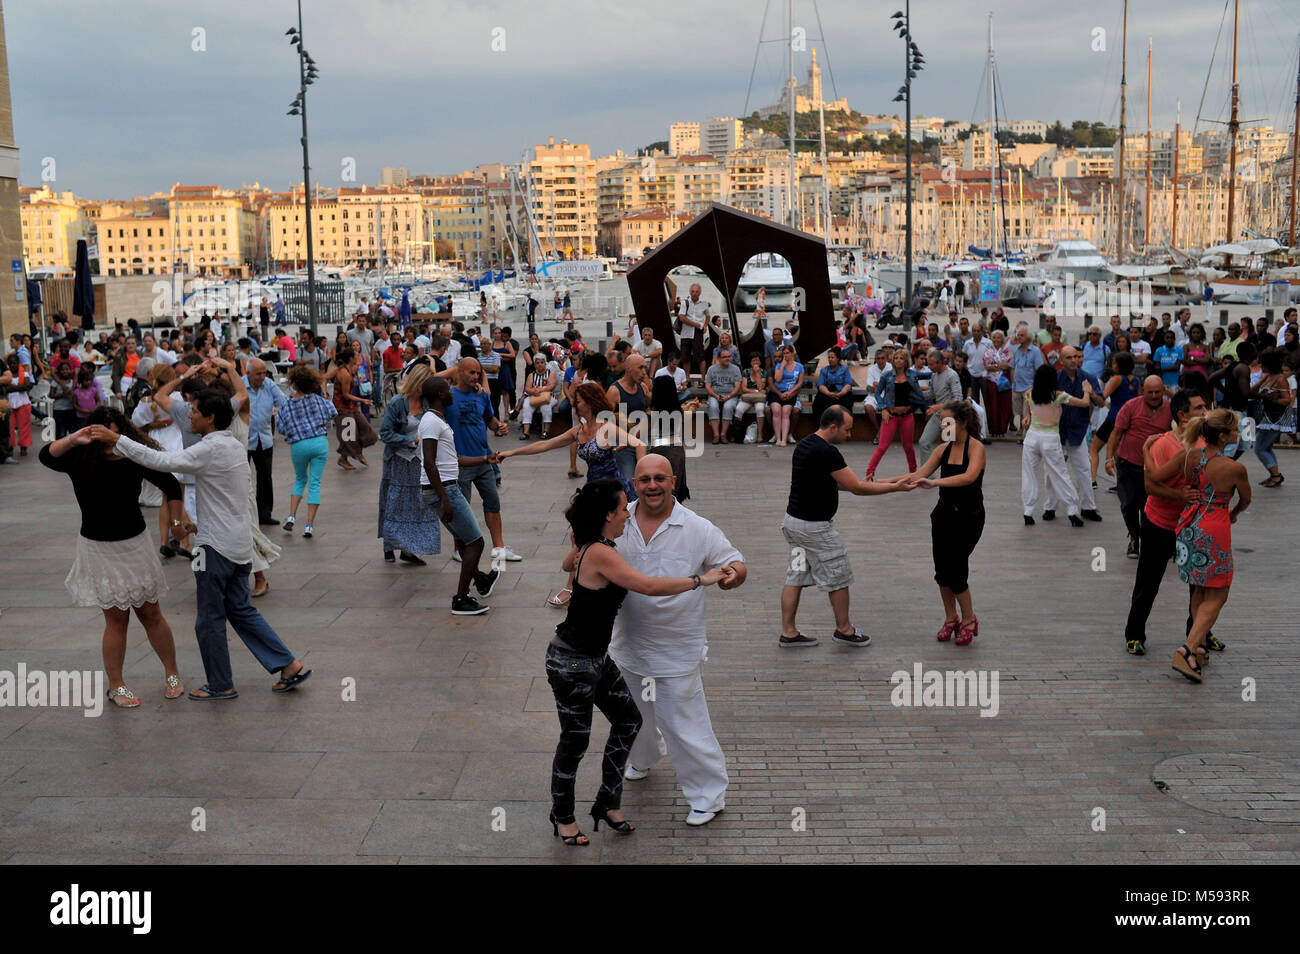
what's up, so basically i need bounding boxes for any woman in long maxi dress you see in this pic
[378,362,442,564]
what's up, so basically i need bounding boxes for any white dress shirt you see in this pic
[609,500,743,678]
[114,429,253,564]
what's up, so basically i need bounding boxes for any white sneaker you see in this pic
[493,546,524,562]
[624,765,650,781]
[450,551,462,563]
[685,809,719,827]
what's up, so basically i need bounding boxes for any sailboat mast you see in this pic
[1144,38,1152,256]
[987,13,996,260]
[787,0,796,229]
[1173,101,1181,247]
[1290,33,1299,251]
[1227,0,1240,242]
[1117,0,1128,264]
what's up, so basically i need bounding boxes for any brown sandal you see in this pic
[1172,644,1203,683]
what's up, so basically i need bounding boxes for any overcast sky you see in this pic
[9,0,1300,198]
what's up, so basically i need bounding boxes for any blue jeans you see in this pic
[1254,428,1282,470]
[194,545,295,692]
[614,447,638,487]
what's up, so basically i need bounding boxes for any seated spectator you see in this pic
[736,353,769,444]
[633,324,662,375]
[704,346,743,444]
[711,331,741,368]
[811,346,854,423]
[654,349,689,397]
[861,348,888,440]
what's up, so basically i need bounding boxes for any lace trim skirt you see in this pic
[65,530,168,610]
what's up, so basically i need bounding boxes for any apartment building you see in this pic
[167,184,256,277]
[20,186,91,269]
[527,137,597,258]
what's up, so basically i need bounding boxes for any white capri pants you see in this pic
[1021,428,1079,516]
[735,398,766,421]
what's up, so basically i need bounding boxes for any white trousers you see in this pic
[1045,439,1096,512]
[619,664,728,813]
[1021,428,1079,515]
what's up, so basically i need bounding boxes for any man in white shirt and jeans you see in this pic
[611,454,747,826]
[677,284,712,378]
[90,391,312,700]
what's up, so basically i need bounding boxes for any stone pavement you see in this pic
[1,429,1296,865]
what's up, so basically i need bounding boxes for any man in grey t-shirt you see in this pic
[918,348,964,456]
[704,348,743,444]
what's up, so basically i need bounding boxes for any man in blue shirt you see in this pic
[811,347,854,423]
[1009,324,1044,435]
[1081,325,1110,378]
[447,357,522,563]
[1044,346,1105,522]
[1153,330,1183,390]
[243,358,287,525]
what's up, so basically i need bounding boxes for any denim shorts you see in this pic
[781,514,854,591]
[457,462,500,513]
[423,483,483,546]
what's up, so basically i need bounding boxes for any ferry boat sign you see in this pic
[979,263,1000,301]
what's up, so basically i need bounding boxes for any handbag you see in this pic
[741,391,765,403]
[529,389,553,407]
[995,374,1011,392]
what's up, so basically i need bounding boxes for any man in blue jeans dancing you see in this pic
[89,392,311,700]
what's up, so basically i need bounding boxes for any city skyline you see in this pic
[10,0,1300,197]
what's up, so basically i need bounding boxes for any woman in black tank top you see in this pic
[904,401,987,645]
[545,479,728,846]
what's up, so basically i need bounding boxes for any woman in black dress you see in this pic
[901,400,987,645]
[40,407,188,706]
[546,479,729,846]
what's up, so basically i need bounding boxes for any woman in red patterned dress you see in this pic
[1145,409,1252,683]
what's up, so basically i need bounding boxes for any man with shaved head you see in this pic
[1106,374,1172,558]
[611,453,746,827]
[1045,346,1105,522]
[243,357,287,525]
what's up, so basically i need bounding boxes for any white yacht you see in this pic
[1029,239,1113,285]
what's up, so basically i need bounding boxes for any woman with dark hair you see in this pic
[378,362,442,564]
[1249,348,1294,487]
[278,365,338,538]
[1182,323,1213,384]
[904,401,987,644]
[1145,409,1251,682]
[40,408,187,706]
[1020,362,1093,526]
[1090,350,1139,488]
[545,478,730,846]
[500,381,645,607]
[327,345,372,469]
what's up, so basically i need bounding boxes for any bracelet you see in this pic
[691,574,701,590]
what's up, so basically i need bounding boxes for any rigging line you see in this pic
[810,0,840,103]
[1096,9,1123,126]
[1193,0,1232,138]
[742,0,772,119]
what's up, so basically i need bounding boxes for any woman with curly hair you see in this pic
[40,407,187,707]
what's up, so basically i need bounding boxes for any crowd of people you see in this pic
[5,289,1291,841]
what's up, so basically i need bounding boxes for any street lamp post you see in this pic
[890,6,924,309]
[286,1,321,335]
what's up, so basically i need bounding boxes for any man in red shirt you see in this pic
[1121,388,1205,655]
[1105,375,1171,558]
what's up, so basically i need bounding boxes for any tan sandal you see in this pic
[107,685,141,708]
[1172,644,1203,683]
[164,674,184,699]
[547,587,573,608]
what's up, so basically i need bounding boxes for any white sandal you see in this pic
[547,587,573,608]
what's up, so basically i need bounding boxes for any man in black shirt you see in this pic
[779,405,912,649]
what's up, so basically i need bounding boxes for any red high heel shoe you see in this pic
[955,616,979,645]
[936,617,959,641]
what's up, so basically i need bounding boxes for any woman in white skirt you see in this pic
[206,357,281,598]
[39,407,188,708]
[1020,364,1094,527]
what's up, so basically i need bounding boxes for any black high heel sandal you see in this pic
[549,812,589,846]
[591,805,635,835]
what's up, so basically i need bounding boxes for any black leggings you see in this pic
[931,503,984,595]
[544,644,643,824]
